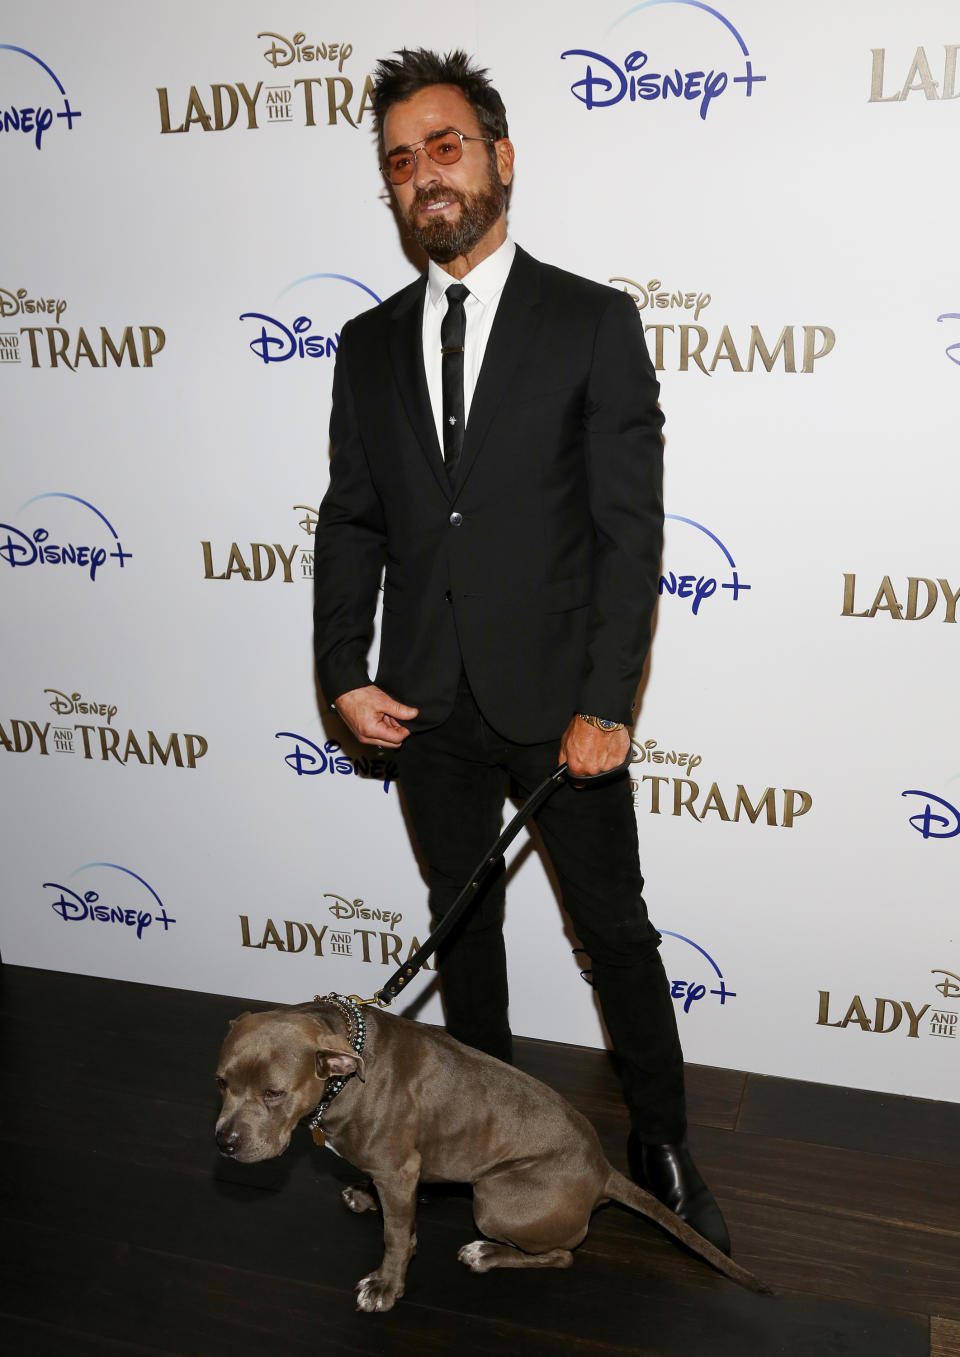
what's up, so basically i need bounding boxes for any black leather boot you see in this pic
[628,1135,732,1256]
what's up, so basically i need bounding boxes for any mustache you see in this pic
[410,185,467,211]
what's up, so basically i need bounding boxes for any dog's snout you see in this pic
[217,1127,241,1157]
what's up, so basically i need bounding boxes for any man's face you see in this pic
[382,85,514,266]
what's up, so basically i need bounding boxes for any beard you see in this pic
[402,168,507,263]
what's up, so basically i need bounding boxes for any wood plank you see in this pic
[0,1211,928,1357]
[0,1315,177,1356]
[516,1038,746,1131]
[0,966,742,1131]
[0,962,953,1355]
[730,1197,958,1322]
[739,1072,960,1167]
[0,1220,638,1356]
[0,1134,721,1300]
[0,1124,905,1349]
[668,1125,960,1319]
[702,1124,960,1237]
[932,1315,960,1357]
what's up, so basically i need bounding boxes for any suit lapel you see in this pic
[454,246,543,496]
[387,276,450,499]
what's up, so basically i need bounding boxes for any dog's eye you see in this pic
[264,1088,286,1101]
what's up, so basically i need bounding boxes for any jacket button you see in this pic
[449,511,463,526]
[444,590,452,603]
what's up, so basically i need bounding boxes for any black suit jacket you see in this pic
[313,245,664,744]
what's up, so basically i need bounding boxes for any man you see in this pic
[313,48,730,1254]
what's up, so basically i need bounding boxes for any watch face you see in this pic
[596,718,620,731]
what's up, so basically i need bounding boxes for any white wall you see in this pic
[3,0,958,1099]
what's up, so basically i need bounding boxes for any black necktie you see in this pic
[441,283,469,482]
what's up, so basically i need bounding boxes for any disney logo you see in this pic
[631,738,702,776]
[0,525,131,581]
[294,504,319,536]
[44,882,175,940]
[45,689,117,724]
[239,313,339,364]
[932,970,960,1000]
[324,893,402,930]
[611,277,710,322]
[275,732,397,793]
[0,287,66,322]
[258,32,353,72]
[561,49,729,121]
[902,790,960,840]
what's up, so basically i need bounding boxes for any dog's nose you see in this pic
[217,1128,241,1157]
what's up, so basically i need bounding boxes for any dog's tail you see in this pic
[604,1168,773,1295]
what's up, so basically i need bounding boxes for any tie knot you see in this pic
[445,283,469,306]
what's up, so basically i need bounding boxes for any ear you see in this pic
[227,1010,252,1030]
[495,137,514,187]
[315,1040,366,1083]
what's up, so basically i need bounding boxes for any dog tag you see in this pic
[311,1126,325,1147]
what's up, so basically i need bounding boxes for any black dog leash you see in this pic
[350,756,629,1009]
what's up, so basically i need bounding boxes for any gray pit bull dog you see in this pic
[215,997,769,1312]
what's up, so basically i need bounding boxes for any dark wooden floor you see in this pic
[1,965,958,1356]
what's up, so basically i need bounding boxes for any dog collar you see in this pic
[307,993,366,1147]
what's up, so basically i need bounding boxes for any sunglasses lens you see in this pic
[425,133,462,165]
[386,153,414,184]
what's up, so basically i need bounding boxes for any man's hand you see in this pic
[560,716,631,781]
[333,685,419,749]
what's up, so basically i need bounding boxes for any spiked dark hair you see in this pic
[371,48,509,151]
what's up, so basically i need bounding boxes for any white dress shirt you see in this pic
[422,236,516,453]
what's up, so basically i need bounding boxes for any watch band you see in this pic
[577,713,625,733]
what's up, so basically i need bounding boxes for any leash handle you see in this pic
[375,752,631,1006]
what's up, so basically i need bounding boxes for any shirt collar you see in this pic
[426,235,516,310]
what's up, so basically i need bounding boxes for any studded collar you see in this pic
[306,993,366,1145]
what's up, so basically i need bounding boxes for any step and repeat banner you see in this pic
[3,1,957,1101]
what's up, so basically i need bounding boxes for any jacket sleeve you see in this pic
[312,325,387,704]
[577,289,665,724]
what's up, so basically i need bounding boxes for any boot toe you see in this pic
[628,1137,732,1256]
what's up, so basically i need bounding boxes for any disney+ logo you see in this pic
[659,514,750,616]
[938,312,960,367]
[44,864,176,942]
[0,45,81,149]
[561,0,765,121]
[0,494,132,582]
[581,929,736,1014]
[240,273,381,364]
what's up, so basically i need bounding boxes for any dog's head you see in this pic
[214,1007,365,1162]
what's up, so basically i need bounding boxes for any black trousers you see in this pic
[396,675,687,1143]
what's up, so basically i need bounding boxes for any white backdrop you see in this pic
[3,0,958,1101]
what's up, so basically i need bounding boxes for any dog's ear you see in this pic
[315,1040,366,1083]
[227,1011,252,1030]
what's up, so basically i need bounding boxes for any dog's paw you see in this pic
[342,1184,378,1214]
[355,1272,402,1313]
[458,1240,498,1273]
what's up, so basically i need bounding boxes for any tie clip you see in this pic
[441,345,465,356]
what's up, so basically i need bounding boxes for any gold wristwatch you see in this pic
[577,714,625,732]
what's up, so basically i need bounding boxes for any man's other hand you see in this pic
[334,685,419,748]
[560,716,631,781]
